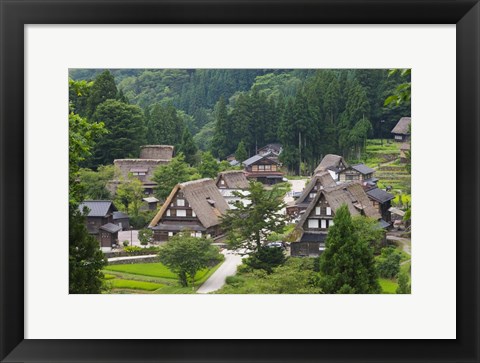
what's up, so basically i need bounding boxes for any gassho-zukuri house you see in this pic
[148,178,229,242]
[289,181,385,257]
[216,170,250,209]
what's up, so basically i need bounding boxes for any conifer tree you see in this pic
[178,127,198,166]
[86,70,118,118]
[211,96,231,159]
[234,141,248,163]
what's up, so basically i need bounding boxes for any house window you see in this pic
[177,209,187,217]
[272,165,277,171]
[329,220,334,227]
[321,219,327,229]
[166,209,171,216]
[315,207,321,215]
[192,210,196,217]
[258,165,265,171]
[191,232,196,237]
[308,219,319,228]
[168,232,173,237]
[252,165,258,171]
[220,180,225,185]
[265,164,271,171]
[195,232,202,238]
[177,199,185,207]
[309,193,316,199]
[326,207,332,215]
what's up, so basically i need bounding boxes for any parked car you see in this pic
[266,242,286,250]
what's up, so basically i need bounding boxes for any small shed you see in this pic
[143,196,160,211]
[98,223,122,250]
[391,117,411,142]
[113,211,130,230]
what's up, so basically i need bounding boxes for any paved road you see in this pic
[196,250,245,294]
[107,254,157,262]
[118,230,140,246]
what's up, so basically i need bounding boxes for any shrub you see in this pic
[122,240,130,247]
[376,247,401,279]
[226,275,244,286]
[138,228,153,247]
[396,271,411,294]
[123,245,143,255]
[244,246,286,273]
[130,215,147,229]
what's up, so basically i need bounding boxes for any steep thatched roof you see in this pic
[391,117,411,135]
[216,170,250,189]
[314,154,348,173]
[295,171,336,205]
[149,178,229,229]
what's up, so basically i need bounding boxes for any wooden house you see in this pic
[242,154,284,185]
[314,154,349,180]
[113,145,174,195]
[290,182,381,257]
[337,163,378,189]
[148,178,229,243]
[112,211,130,230]
[78,200,121,251]
[257,143,282,163]
[366,188,395,223]
[216,170,250,209]
[391,117,411,142]
[286,171,336,217]
[142,196,159,211]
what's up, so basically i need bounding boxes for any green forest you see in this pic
[69,68,410,174]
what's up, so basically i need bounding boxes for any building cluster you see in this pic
[79,116,410,255]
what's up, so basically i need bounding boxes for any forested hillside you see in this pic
[69,68,410,174]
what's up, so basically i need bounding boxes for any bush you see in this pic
[244,246,286,273]
[138,228,153,247]
[123,245,143,255]
[130,215,147,229]
[226,275,244,286]
[376,247,401,279]
[122,240,130,247]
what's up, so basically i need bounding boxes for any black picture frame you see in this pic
[1,1,479,362]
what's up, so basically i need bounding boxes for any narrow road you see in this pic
[387,235,411,255]
[196,250,245,294]
[107,254,157,262]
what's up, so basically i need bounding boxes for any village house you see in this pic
[148,178,229,243]
[337,163,378,190]
[78,200,121,251]
[314,154,349,180]
[366,187,395,222]
[286,171,337,217]
[257,143,282,163]
[391,116,411,142]
[216,170,250,209]
[289,182,382,257]
[242,154,284,185]
[112,211,130,230]
[113,145,174,195]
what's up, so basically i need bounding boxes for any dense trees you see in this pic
[319,205,381,294]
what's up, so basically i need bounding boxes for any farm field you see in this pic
[103,261,223,294]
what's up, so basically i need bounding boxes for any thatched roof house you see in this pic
[314,154,349,177]
[391,117,411,141]
[290,182,381,257]
[148,178,229,242]
[294,171,337,210]
[216,170,249,189]
[139,145,174,160]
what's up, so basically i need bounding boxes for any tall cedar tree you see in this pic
[319,205,381,294]
[69,110,107,294]
[86,70,118,119]
[198,151,220,179]
[152,153,201,200]
[221,181,290,252]
[92,99,146,166]
[178,127,198,166]
[235,141,248,163]
[157,233,222,287]
[146,102,184,146]
[211,96,230,159]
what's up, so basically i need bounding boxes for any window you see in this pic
[321,219,327,228]
[252,165,258,171]
[191,232,196,237]
[177,209,186,217]
[308,219,319,228]
[166,209,171,216]
[168,232,173,237]
[315,207,321,215]
[329,220,334,227]
[309,193,316,199]
[265,164,271,171]
[258,165,265,171]
[272,165,277,171]
[192,210,196,217]
[195,232,202,238]
[177,199,185,207]
[326,207,332,215]
[220,179,225,185]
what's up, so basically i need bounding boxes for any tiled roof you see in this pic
[79,201,116,217]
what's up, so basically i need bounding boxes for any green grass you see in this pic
[109,279,164,291]
[103,274,116,280]
[379,278,398,294]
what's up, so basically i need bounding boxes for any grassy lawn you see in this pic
[105,263,178,279]
[379,278,398,294]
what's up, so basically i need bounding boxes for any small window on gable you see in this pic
[177,209,186,217]
[177,199,185,207]
[315,207,321,215]
[168,232,173,237]
[166,209,171,216]
[220,179,225,185]
[192,210,196,217]
[321,219,327,229]
[309,193,316,199]
[308,219,319,228]
[326,207,332,215]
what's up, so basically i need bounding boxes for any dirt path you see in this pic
[373,157,400,170]
[386,235,411,255]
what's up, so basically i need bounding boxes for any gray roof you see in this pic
[242,154,263,166]
[300,233,328,243]
[377,219,391,229]
[391,117,411,135]
[366,188,395,203]
[113,211,129,220]
[151,224,206,232]
[143,197,159,203]
[99,223,122,233]
[352,164,375,175]
[79,201,116,217]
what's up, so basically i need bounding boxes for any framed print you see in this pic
[1,0,479,362]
